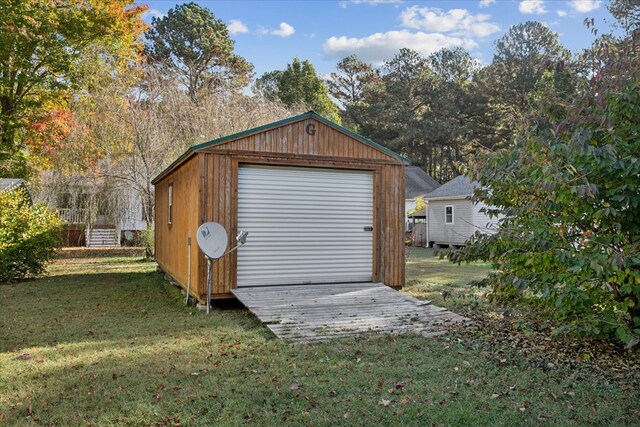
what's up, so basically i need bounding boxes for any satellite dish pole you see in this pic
[196,222,248,314]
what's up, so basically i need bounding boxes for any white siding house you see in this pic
[404,166,440,231]
[424,176,498,247]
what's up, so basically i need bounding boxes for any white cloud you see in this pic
[399,6,500,38]
[519,0,547,14]
[142,8,165,20]
[228,19,248,35]
[340,0,403,7]
[569,0,601,13]
[272,22,295,37]
[323,30,477,65]
[258,22,296,37]
[557,10,568,17]
[478,0,496,7]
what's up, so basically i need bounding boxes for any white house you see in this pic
[38,172,149,247]
[422,175,498,247]
[404,166,440,231]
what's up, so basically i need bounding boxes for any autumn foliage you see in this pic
[0,0,148,177]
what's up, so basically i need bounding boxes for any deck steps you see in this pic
[86,228,120,248]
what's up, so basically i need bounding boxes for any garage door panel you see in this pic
[237,165,373,287]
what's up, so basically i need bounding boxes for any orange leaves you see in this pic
[26,107,75,166]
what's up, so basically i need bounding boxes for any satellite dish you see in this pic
[196,222,228,259]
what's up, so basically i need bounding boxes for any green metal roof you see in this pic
[152,111,410,184]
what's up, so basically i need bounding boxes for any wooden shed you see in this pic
[152,111,409,302]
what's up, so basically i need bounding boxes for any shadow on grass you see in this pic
[2,256,639,425]
[0,269,263,354]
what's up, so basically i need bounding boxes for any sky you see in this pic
[141,0,618,78]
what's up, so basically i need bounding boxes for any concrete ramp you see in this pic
[231,282,467,343]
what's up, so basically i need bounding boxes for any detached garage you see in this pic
[152,111,409,302]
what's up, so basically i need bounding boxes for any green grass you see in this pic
[0,253,638,426]
[404,247,492,308]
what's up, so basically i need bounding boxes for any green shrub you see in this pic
[452,82,640,346]
[142,226,154,259]
[0,187,62,282]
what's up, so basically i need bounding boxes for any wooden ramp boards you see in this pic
[231,282,467,343]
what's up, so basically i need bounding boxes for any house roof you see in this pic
[0,178,25,191]
[405,166,440,199]
[152,111,410,184]
[424,175,479,200]
[0,178,32,203]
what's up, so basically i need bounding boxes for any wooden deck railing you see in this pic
[58,208,88,224]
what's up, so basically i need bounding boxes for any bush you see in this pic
[142,226,154,259]
[452,82,640,346]
[0,187,62,282]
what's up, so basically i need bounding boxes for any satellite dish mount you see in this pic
[196,222,249,313]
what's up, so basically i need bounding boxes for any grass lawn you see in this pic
[1,250,638,426]
[405,247,493,308]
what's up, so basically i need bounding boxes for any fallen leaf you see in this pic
[519,407,526,413]
[491,393,501,399]
[378,399,392,407]
[289,383,302,390]
[343,413,350,419]
[400,396,411,404]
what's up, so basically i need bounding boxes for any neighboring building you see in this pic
[404,166,440,231]
[152,111,409,303]
[423,175,498,247]
[0,178,32,204]
[38,173,149,247]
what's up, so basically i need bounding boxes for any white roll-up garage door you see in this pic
[237,165,373,287]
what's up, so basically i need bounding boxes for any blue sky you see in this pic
[142,1,616,78]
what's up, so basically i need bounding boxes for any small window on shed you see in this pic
[445,205,454,224]
[168,184,173,225]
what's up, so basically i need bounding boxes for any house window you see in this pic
[168,184,173,225]
[445,205,454,224]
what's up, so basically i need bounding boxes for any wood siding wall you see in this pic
[156,117,405,301]
[205,119,394,161]
[155,155,201,298]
